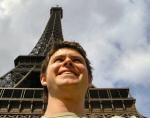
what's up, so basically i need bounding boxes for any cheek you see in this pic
[79,65,90,83]
[45,64,61,87]
[77,64,88,76]
[46,63,60,76]
[53,63,61,74]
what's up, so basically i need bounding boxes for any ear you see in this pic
[40,73,47,86]
[88,82,93,88]
[88,75,92,87]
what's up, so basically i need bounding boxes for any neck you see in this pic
[44,95,85,116]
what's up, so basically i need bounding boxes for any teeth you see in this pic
[62,71,76,75]
[64,72,73,74]
[58,70,78,76]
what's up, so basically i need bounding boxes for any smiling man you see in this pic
[40,41,93,118]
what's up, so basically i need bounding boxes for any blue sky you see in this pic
[0,0,149,117]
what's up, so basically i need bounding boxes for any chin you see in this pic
[62,78,80,85]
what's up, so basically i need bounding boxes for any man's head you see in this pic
[40,41,93,100]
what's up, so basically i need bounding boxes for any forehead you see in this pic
[51,48,83,58]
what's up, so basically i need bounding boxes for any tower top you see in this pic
[29,6,64,56]
[50,6,63,18]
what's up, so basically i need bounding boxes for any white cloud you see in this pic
[113,50,150,85]
[81,0,150,87]
[0,0,21,17]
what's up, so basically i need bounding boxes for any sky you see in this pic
[0,0,150,117]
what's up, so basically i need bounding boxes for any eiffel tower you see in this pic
[0,6,146,118]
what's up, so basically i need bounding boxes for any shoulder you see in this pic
[41,112,87,118]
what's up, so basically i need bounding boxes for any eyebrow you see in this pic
[52,54,85,62]
[53,54,83,59]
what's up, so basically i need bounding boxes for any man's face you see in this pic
[41,48,90,98]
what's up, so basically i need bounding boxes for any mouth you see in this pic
[58,70,79,76]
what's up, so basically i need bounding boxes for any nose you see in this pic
[63,57,73,67]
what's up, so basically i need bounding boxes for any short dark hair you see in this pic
[41,41,93,101]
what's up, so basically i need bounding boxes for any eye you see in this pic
[73,58,82,63]
[54,58,64,63]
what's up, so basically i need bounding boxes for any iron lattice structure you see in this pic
[0,7,146,118]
